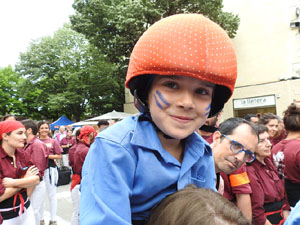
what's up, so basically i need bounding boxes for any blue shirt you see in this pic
[284,200,300,225]
[80,115,216,225]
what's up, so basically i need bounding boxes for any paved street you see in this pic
[44,183,73,225]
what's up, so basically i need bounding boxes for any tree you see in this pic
[0,66,25,116]
[70,0,240,107]
[15,24,118,121]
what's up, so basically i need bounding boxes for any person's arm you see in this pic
[80,138,135,224]
[247,166,269,225]
[2,165,40,188]
[0,187,22,202]
[236,193,252,222]
[48,154,62,160]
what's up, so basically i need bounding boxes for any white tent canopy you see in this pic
[86,110,133,121]
[71,120,98,126]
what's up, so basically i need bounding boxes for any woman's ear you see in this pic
[2,133,8,141]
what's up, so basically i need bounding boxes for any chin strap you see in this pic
[138,113,174,139]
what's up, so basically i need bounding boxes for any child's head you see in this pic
[146,185,251,225]
[126,14,237,139]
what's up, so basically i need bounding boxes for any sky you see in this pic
[0,0,75,68]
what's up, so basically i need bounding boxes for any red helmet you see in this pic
[126,14,237,116]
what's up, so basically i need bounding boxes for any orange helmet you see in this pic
[126,14,237,116]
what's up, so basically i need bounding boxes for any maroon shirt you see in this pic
[68,144,77,169]
[23,136,49,178]
[39,138,63,155]
[0,146,35,196]
[246,157,290,225]
[221,166,252,202]
[272,139,300,183]
[73,141,90,177]
[60,136,73,146]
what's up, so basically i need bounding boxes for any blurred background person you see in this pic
[96,120,109,133]
[258,113,280,146]
[60,129,73,167]
[71,126,96,225]
[38,121,62,225]
[1,115,16,122]
[272,103,300,207]
[247,124,290,225]
[244,113,259,124]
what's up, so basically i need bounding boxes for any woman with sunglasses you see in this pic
[0,120,40,224]
[246,124,290,225]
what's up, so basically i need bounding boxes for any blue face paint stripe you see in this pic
[205,104,211,111]
[154,94,163,109]
[156,90,170,106]
[205,111,210,116]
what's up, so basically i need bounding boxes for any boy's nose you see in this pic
[177,91,195,109]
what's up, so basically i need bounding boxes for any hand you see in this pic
[283,210,290,220]
[2,177,16,187]
[24,165,39,178]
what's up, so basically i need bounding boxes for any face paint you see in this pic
[205,104,211,116]
[154,94,163,109]
[156,90,170,106]
[154,90,171,110]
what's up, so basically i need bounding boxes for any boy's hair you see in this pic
[258,113,278,125]
[283,103,300,131]
[146,185,251,225]
[21,119,38,135]
[218,117,257,137]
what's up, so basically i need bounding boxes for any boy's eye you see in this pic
[164,82,178,89]
[195,88,209,95]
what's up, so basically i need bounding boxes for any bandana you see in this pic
[0,120,25,140]
[79,126,96,145]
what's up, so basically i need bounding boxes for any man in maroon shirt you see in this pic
[22,119,49,225]
[211,117,258,222]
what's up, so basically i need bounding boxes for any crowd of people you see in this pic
[1,13,300,225]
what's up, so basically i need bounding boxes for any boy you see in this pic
[80,14,237,224]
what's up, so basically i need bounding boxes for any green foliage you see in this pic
[0,66,25,116]
[15,24,119,121]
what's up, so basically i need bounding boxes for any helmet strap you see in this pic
[138,113,174,139]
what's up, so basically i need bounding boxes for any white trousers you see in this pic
[30,180,46,225]
[40,167,58,221]
[2,205,35,225]
[71,184,80,225]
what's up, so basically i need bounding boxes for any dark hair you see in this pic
[219,117,257,137]
[21,119,38,135]
[97,120,109,127]
[244,114,257,122]
[258,113,278,125]
[283,103,300,131]
[146,185,251,225]
[75,128,81,143]
[253,124,268,136]
[37,121,50,130]
[1,114,16,121]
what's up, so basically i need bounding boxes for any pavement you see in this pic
[44,183,73,225]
